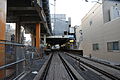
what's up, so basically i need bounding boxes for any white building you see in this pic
[80,0,120,65]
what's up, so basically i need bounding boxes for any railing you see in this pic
[0,40,40,80]
[0,40,26,79]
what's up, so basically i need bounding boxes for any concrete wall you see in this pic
[99,18,120,64]
[81,1,120,64]
[81,3,103,55]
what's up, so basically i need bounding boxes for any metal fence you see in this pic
[0,40,25,80]
[0,40,40,80]
[25,46,40,69]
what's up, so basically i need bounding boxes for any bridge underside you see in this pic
[46,38,70,45]
[7,0,52,35]
[0,0,52,78]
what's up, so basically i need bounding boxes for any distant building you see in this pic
[80,0,120,64]
[6,24,15,41]
[6,24,25,43]
[51,14,71,35]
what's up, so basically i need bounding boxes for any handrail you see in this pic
[0,59,26,70]
[0,42,25,46]
[0,40,25,46]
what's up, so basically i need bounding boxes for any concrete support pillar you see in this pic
[36,24,41,54]
[15,23,21,43]
[0,0,7,78]
[44,34,46,46]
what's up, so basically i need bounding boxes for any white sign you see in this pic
[69,27,74,33]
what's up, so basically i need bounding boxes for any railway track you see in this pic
[58,53,84,80]
[33,51,120,80]
[66,53,120,80]
[58,54,78,80]
[34,52,84,80]
[74,53,120,70]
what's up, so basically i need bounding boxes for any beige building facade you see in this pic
[81,0,120,64]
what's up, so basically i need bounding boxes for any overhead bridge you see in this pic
[45,36,70,45]
[0,0,52,79]
[7,0,52,35]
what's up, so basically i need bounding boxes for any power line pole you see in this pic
[54,0,56,35]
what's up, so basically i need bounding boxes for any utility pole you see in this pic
[54,0,56,35]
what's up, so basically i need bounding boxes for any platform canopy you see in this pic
[46,36,71,45]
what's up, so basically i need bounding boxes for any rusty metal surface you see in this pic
[0,0,6,78]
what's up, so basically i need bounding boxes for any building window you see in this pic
[79,30,82,35]
[89,20,92,26]
[93,43,99,51]
[107,41,119,51]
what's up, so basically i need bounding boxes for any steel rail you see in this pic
[66,53,120,80]
[66,52,120,70]
[59,53,78,80]
[77,54,120,71]
[41,54,53,80]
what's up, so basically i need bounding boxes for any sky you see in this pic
[49,0,96,26]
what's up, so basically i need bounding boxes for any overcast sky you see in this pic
[49,0,96,26]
